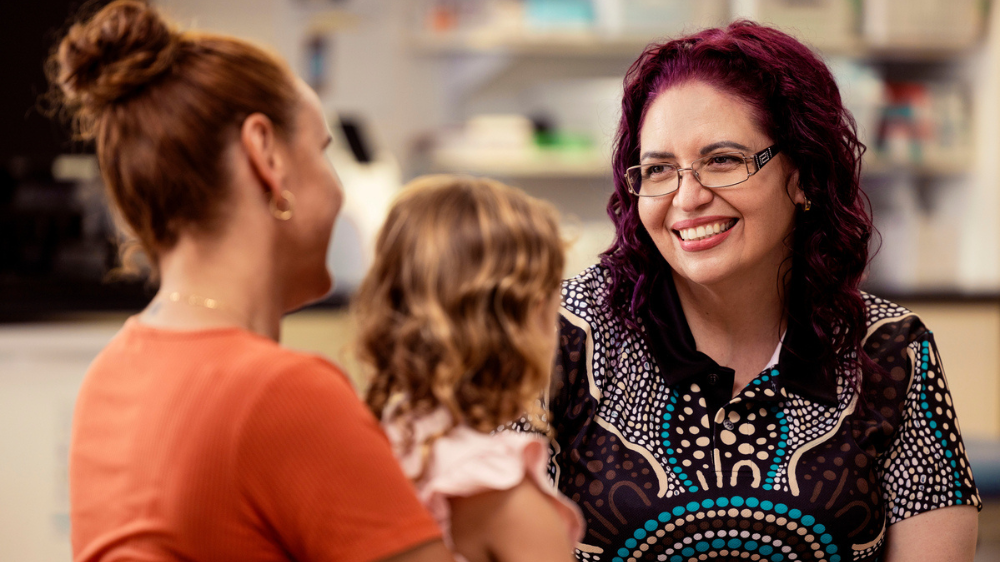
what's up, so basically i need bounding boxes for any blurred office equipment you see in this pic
[0,0,150,320]
[325,114,403,296]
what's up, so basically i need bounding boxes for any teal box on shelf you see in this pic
[525,0,596,30]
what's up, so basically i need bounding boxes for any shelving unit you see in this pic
[405,1,996,296]
[409,29,653,56]
[428,146,611,178]
[412,31,985,178]
[411,28,982,61]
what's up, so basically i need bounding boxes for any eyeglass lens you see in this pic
[629,153,751,196]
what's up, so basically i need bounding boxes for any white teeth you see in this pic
[678,220,735,241]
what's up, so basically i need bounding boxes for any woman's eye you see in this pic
[644,164,674,179]
[705,155,742,168]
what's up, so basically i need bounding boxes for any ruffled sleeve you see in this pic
[386,411,585,549]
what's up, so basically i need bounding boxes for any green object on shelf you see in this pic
[534,131,593,150]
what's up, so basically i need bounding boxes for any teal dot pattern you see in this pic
[609,496,840,562]
[661,393,693,491]
[753,376,790,492]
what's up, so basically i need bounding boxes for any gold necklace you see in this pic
[166,291,225,311]
[158,291,246,327]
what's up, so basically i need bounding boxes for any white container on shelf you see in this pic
[595,0,729,37]
[863,0,983,48]
[730,0,857,51]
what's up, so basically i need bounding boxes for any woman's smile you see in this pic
[673,216,739,250]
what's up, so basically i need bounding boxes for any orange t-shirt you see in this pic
[70,318,441,562]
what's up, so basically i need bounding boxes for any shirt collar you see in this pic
[637,272,839,406]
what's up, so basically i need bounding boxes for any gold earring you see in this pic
[269,190,295,221]
[803,198,812,212]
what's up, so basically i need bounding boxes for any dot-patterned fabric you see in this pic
[549,265,981,562]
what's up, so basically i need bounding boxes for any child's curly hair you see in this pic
[355,175,565,436]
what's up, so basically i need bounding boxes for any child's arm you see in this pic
[449,479,577,562]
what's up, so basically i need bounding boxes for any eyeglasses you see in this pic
[625,145,781,197]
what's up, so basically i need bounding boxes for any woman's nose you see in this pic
[671,170,714,211]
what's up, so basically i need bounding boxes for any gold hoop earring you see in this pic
[803,198,812,212]
[269,190,295,221]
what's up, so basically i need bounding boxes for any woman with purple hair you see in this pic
[549,21,980,561]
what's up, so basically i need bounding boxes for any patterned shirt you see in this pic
[549,265,981,562]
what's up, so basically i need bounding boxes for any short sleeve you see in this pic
[236,357,441,562]
[419,428,585,547]
[877,330,982,524]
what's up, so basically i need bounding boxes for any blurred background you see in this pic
[2,0,1000,559]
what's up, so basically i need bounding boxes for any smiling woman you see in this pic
[547,21,981,562]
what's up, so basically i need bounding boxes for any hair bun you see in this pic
[52,0,180,115]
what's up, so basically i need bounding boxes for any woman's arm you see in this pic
[450,479,577,562]
[882,505,978,562]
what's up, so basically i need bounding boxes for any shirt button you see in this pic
[707,373,719,385]
[723,420,735,431]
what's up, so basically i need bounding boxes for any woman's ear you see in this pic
[786,168,806,206]
[240,112,286,200]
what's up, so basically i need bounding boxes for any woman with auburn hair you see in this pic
[548,21,980,562]
[49,2,452,561]
[354,175,583,562]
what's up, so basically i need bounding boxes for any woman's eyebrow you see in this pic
[700,140,750,154]
[639,150,675,162]
[640,141,751,162]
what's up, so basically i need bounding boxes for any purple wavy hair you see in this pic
[601,21,877,384]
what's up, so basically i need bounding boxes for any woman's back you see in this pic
[71,319,440,562]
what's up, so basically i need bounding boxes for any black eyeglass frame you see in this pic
[625,144,781,197]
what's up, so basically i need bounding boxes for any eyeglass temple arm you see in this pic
[752,145,780,172]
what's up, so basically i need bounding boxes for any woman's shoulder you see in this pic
[560,264,615,323]
[857,292,936,407]
[859,291,930,351]
[90,320,344,386]
[102,320,354,407]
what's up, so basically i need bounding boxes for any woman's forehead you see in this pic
[640,81,766,152]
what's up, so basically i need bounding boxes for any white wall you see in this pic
[0,321,122,562]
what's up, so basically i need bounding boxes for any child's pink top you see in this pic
[383,408,585,554]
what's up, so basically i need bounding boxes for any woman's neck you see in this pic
[141,226,284,340]
[672,263,789,392]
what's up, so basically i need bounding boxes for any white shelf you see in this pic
[411,30,982,61]
[428,147,611,178]
[410,31,652,58]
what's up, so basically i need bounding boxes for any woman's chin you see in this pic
[284,271,334,313]
[669,261,738,289]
